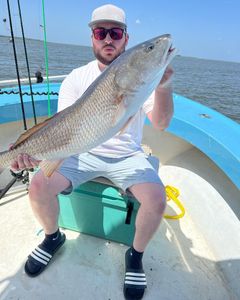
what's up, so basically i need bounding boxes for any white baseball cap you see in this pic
[88,4,126,28]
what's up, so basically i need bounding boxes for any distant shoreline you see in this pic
[0,34,91,49]
[1,35,239,64]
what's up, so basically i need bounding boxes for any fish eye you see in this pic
[145,44,155,53]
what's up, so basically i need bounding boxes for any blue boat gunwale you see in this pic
[0,83,239,189]
[169,95,240,190]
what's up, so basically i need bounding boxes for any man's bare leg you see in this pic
[28,170,71,234]
[130,182,166,252]
[123,182,166,299]
[24,170,71,277]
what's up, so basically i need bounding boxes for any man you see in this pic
[11,4,174,300]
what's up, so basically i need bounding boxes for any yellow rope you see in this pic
[164,185,185,219]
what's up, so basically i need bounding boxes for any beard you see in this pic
[93,44,126,66]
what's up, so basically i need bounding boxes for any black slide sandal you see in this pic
[24,232,66,277]
[123,268,147,299]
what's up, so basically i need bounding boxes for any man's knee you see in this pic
[136,184,166,215]
[28,172,47,199]
[149,188,166,215]
[28,170,71,200]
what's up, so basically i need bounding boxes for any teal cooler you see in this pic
[58,181,139,246]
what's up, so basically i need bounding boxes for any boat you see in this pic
[0,81,240,300]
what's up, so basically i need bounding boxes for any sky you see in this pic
[1,0,240,63]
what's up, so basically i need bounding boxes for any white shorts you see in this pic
[58,152,163,194]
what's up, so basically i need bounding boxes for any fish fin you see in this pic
[117,115,134,135]
[39,159,64,177]
[12,113,60,149]
[113,94,124,105]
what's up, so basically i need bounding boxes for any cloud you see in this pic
[135,19,141,25]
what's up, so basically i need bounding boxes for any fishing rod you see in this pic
[1,0,52,199]
[41,0,51,117]
[6,0,27,130]
[17,0,37,125]
[1,0,32,200]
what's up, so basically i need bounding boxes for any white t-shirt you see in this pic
[58,60,154,158]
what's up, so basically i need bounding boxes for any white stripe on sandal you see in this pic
[35,246,52,258]
[30,247,52,265]
[125,272,147,286]
[125,281,147,286]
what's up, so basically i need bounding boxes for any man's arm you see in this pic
[147,66,174,131]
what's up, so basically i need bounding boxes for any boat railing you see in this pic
[0,74,67,88]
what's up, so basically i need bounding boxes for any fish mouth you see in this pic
[156,34,178,64]
[168,45,175,54]
[166,44,178,64]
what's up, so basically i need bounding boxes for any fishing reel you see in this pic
[0,168,34,200]
[10,169,30,184]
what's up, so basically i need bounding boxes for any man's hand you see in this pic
[9,145,41,171]
[156,66,174,91]
[148,66,174,131]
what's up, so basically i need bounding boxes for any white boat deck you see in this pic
[0,186,235,300]
[0,123,240,299]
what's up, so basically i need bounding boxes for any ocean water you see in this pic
[0,35,239,123]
